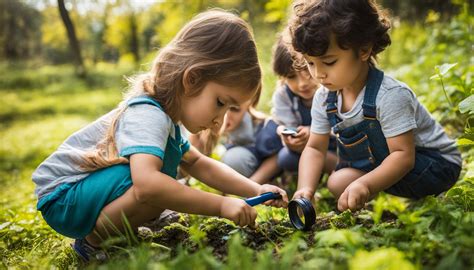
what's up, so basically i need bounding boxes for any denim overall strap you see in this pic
[331,67,389,172]
[325,91,340,128]
[298,99,312,126]
[285,85,313,126]
[359,67,390,165]
[362,67,384,119]
[284,85,299,117]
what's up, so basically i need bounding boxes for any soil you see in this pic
[142,204,399,260]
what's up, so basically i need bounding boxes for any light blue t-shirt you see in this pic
[32,97,190,200]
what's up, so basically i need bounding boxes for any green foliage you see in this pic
[430,63,459,106]
[1,1,473,269]
[315,229,364,254]
[349,248,416,270]
[445,177,474,211]
[41,6,70,58]
[429,61,474,147]
[264,0,291,25]
[0,0,41,61]
[457,92,474,146]
[226,234,254,269]
[380,1,473,135]
[166,246,222,269]
[459,95,474,114]
[330,211,356,228]
[372,193,407,224]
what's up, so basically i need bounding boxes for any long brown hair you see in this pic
[81,9,262,171]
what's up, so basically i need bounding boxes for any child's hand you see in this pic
[258,184,288,208]
[292,187,314,202]
[282,126,310,153]
[220,197,257,227]
[295,126,310,141]
[337,181,370,211]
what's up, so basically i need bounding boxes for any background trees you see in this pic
[0,0,464,67]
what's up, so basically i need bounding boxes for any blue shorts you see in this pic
[337,148,461,199]
[37,164,133,239]
[384,148,461,199]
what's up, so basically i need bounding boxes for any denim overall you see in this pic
[326,67,460,199]
[284,84,337,152]
[232,85,310,164]
[250,84,313,161]
[284,85,312,126]
[267,85,334,171]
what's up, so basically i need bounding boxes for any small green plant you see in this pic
[330,210,356,228]
[430,63,458,107]
[458,94,474,146]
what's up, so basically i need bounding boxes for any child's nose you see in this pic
[299,79,308,88]
[213,113,225,128]
[316,72,327,80]
[312,64,326,79]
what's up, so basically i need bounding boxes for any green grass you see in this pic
[1,18,473,269]
[0,63,129,268]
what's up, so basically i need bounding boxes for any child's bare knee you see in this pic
[327,175,343,198]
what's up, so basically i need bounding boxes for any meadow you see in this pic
[1,5,473,269]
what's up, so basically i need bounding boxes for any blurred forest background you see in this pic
[0,0,466,66]
[1,0,473,269]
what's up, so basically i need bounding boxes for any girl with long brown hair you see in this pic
[32,10,287,262]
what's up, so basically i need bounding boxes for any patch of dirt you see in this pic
[140,206,396,260]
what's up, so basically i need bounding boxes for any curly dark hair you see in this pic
[290,0,391,65]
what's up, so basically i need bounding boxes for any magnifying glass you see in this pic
[288,198,316,231]
[244,193,316,231]
[244,192,282,206]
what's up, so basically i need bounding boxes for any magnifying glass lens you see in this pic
[288,198,316,231]
[296,205,305,223]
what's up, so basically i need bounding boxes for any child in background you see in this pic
[290,0,461,211]
[189,94,283,184]
[212,36,338,186]
[220,96,283,182]
[32,10,287,262]
[270,36,337,177]
[187,128,221,158]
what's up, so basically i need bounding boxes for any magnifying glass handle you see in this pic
[244,192,282,206]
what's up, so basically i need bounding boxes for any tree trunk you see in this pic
[57,0,86,78]
[129,13,140,65]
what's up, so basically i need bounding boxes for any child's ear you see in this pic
[359,45,373,62]
[182,70,199,95]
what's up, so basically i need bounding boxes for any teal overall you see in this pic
[326,67,460,199]
[37,96,190,239]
